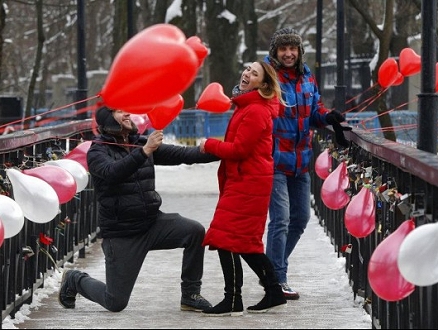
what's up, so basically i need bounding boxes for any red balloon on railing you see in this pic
[315,148,332,180]
[378,58,398,88]
[344,186,375,238]
[368,219,416,301]
[320,162,350,210]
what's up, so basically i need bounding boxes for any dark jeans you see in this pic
[73,212,206,312]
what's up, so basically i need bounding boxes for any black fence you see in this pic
[0,120,98,322]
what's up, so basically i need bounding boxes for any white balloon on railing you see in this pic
[44,159,89,193]
[0,194,24,238]
[397,222,438,286]
[6,168,59,224]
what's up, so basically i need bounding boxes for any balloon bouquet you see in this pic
[97,23,231,129]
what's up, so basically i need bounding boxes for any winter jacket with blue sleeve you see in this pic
[264,55,331,176]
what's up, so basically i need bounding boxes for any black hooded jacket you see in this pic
[87,132,218,238]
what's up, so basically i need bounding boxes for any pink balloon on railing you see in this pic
[45,159,89,193]
[344,186,376,238]
[398,222,438,286]
[0,218,4,247]
[0,195,24,238]
[315,148,332,180]
[6,168,60,224]
[368,219,416,301]
[64,141,92,172]
[23,165,77,204]
[320,162,350,210]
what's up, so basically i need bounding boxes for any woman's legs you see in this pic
[202,249,244,316]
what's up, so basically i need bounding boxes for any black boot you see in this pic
[246,283,287,313]
[202,250,244,317]
[242,253,287,313]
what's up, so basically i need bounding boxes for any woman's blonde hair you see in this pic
[257,61,285,104]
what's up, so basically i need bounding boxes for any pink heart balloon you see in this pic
[64,141,92,172]
[99,24,198,110]
[131,114,151,134]
[196,82,231,113]
[399,48,421,77]
[320,162,350,210]
[23,165,77,204]
[0,218,4,248]
[344,186,375,238]
[315,148,332,180]
[368,219,416,301]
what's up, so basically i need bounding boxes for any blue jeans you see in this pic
[266,172,311,284]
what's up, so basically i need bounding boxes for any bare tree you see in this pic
[25,0,44,120]
[348,0,421,141]
[205,0,242,97]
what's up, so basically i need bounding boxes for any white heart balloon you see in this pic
[6,168,59,224]
[0,194,24,238]
[45,159,89,193]
[398,222,438,286]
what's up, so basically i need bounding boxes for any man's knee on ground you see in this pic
[107,298,129,312]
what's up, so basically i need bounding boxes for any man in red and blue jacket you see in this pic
[264,27,351,300]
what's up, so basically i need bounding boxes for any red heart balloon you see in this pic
[186,36,208,67]
[344,186,375,238]
[23,165,77,204]
[368,219,416,301]
[378,58,399,88]
[399,47,421,77]
[320,161,350,210]
[99,24,198,110]
[196,82,231,113]
[64,141,92,172]
[392,72,404,86]
[147,94,184,130]
[315,148,332,180]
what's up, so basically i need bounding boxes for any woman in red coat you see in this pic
[200,61,287,316]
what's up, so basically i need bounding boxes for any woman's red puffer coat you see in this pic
[202,90,279,253]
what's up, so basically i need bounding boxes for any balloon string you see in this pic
[0,95,101,129]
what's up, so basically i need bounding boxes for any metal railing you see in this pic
[0,119,98,323]
[311,126,438,329]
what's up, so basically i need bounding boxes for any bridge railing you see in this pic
[0,119,98,322]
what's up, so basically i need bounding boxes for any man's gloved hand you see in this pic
[325,110,346,125]
[325,111,352,148]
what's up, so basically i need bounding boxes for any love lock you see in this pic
[22,246,35,260]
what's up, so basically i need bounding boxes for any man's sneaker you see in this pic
[280,282,300,300]
[58,270,80,309]
[181,293,213,312]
